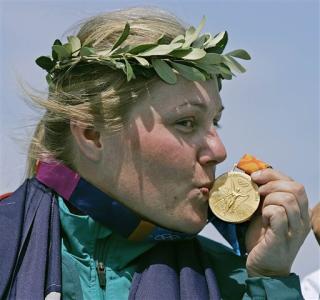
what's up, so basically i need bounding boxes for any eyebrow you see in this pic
[176,102,225,113]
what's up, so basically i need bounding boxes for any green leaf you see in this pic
[171,48,206,60]
[112,22,130,51]
[194,16,206,37]
[194,63,220,75]
[151,58,177,84]
[46,74,55,89]
[191,34,209,48]
[134,56,149,66]
[184,16,206,48]
[223,56,246,73]
[170,34,185,44]
[80,47,96,56]
[63,43,73,55]
[171,62,206,81]
[52,45,71,60]
[225,49,251,60]
[110,45,133,55]
[67,36,81,56]
[221,72,232,80]
[52,39,62,60]
[139,43,182,56]
[206,31,228,54]
[134,65,156,78]
[182,26,196,48]
[53,39,62,46]
[124,58,135,81]
[182,16,206,48]
[129,44,157,55]
[35,56,55,72]
[194,52,222,65]
[218,65,233,79]
[204,31,224,48]
[157,34,171,45]
[109,58,125,70]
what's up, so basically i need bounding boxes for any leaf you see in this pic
[134,56,149,66]
[46,74,55,89]
[223,56,246,73]
[157,34,171,45]
[134,65,156,78]
[111,22,130,51]
[52,39,62,60]
[129,44,157,55]
[191,34,209,48]
[109,58,125,70]
[204,31,224,48]
[182,16,207,48]
[63,43,73,55]
[194,52,222,65]
[205,31,228,54]
[35,56,55,72]
[184,16,206,48]
[67,36,81,56]
[194,16,206,38]
[110,45,133,55]
[80,47,96,56]
[124,58,135,81]
[218,65,234,79]
[221,72,232,80]
[194,63,220,75]
[170,48,206,60]
[182,26,196,48]
[170,34,185,44]
[151,58,177,84]
[139,43,182,56]
[53,39,62,46]
[225,49,251,60]
[171,62,206,81]
[52,45,71,60]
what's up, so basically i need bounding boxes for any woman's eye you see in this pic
[176,118,196,130]
[213,120,221,129]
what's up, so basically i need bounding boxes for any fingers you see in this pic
[258,180,309,221]
[262,192,305,234]
[262,204,289,236]
[251,168,293,184]
[251,168,310,238]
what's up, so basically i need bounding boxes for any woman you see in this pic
[0,7,310,300]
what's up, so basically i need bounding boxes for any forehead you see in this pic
[145,76,223,114]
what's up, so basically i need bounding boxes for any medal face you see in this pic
[209,171,260,223]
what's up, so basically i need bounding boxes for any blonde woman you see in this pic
[0,7,310,300]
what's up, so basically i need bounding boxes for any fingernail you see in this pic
[251,170,262,179]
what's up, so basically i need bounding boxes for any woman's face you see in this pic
[98,77,226,234]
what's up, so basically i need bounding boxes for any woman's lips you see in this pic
[199,187,210,196]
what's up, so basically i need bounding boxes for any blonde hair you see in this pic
[25,7,185,178]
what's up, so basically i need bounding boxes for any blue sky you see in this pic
[0,0,319,277]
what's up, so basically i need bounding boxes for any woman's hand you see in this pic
[245,168,311,277]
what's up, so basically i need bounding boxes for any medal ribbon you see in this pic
[236,154,271,174]
[35,159,195,241]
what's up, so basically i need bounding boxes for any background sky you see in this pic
[0,0,319,279]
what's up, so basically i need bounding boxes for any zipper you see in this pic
[96,260,106,289]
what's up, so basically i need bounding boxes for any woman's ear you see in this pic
[70,119,103,162]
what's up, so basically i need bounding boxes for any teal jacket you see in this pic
[58,196,303,300]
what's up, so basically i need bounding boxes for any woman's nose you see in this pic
[197,129,227,166]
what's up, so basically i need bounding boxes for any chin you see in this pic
[176,209,208,234]
[182,219,207,234]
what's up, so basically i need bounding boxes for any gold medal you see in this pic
[209,154,271,223]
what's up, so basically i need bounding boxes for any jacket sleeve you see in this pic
[242,273,303,300]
